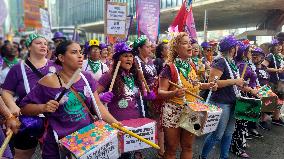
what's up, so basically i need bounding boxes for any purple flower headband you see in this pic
[113,42,133,60]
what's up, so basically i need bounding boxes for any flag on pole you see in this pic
[185,5,197,39]
[170,0,197,39]
[203,10,208,42]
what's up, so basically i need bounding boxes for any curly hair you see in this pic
[168,32,189,62]
[110,59,144,97]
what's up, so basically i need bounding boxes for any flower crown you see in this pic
[166,25,179,41]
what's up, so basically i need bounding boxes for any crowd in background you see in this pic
[0,31,283,159]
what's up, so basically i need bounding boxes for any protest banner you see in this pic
[106,2,127,38]
[23,0,44,28]
[137,0,160,42]
[39,8,52,40]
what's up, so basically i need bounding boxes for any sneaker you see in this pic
[248,129,263,138]
[239,152,250,158]
[272,119,284,126]
[259,121,271,130]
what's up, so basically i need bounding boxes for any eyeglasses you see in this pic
[54,39,64,43]
[90,49,100,53]
[206,49,211,51]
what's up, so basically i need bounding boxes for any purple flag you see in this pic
[137,0,160,43]
[185,6,197,39]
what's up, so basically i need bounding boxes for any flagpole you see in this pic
[203,9,207,42]
[136,0,140,37]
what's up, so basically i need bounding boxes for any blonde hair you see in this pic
[168,32,189,62]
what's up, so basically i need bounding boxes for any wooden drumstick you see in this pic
[109,61,121,92]
[0,130,12,157]
[205,76,218,104]
[140,71,150,93]
[241,63,248,79]
[56,68,81,102]
[169,81,204,100]
[111,123,160,149]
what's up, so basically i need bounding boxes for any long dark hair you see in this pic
[55,40,77,65]
[111,59,143,97]
[0,43,11,57]
[156,42,167,58]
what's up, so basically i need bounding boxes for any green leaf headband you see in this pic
[133,37,147,49]
[25,33,45,47]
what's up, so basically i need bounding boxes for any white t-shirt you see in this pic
[82,60,109,81]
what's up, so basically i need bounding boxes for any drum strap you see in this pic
[21,60,31,94]
[70,86,98,122]
[80,73,102,120]
[272,54,280,80]
[173,64,187,103]
[250,62,260,87]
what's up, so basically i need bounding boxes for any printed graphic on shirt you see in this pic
[56,91,87,122]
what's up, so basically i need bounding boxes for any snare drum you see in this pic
[256,85,278,112]
[178,102,222,136]
[59,121,119,159]
[234,96,262,122]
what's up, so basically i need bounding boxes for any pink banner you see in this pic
[186,6,197,39]
[137,0,160,42]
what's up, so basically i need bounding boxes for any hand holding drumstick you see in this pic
[169,81,204,101]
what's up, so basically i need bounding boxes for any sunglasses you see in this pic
[54,39,64,43]
[206,49,211,51]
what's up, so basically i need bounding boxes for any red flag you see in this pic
[170,0,188,32]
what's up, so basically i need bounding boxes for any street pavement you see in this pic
[32,119,284,159]
[119,106,284,159]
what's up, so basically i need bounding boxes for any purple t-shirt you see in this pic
[1,60,60,105]
[265,53,284,83]
[98,72,141,121]
[237,62,257,88]
[135,56,157,90]
[255,65,269,86]
[210,57,238,104]
[20,72,96,139]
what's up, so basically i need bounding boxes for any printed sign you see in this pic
[106,2,127,37]
[82,134,119,159]
[202,111,221,133]
[107,20,126,35]
[107,4,127,21]
[121,118,157,152]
